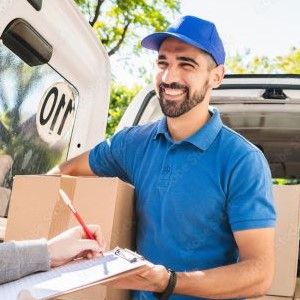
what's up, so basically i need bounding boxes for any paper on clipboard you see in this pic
[0,247,149,300]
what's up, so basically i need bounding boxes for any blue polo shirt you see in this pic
[89,107,276,300]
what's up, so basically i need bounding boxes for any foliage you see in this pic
[74,0,180,56]
[275,47,300,74]
[106,82,142,137]
[226,47,300,74]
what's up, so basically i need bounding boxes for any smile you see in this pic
[163,88,186,96]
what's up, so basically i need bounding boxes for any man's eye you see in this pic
[157,61,167,67]
[180,63,195,69]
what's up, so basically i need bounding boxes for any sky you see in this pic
[180,0,299,57]
[111,0,300,86]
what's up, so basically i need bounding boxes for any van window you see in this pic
[0,42,78,192]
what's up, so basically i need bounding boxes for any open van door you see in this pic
[0,0,110,217]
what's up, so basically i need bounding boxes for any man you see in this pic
[0,225,104,284]
[49,15,276,299]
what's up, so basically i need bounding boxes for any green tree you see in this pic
[226,47,300,74]
[74,0,180,56]
[275,47,300,74]
[106,83,142,137]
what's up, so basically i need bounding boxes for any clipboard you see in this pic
[0,247,151,300]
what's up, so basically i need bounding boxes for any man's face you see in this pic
[155,38,215,118]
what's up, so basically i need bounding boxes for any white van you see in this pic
[1,0,300,299]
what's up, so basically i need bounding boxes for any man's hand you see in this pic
[105,263,170,293]
[47,225,105,267]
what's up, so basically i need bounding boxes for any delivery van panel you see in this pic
[0,0,110,215]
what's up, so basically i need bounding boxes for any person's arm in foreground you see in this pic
[47,151,94,176]
[104,228,275,298]
[0,225,104,285]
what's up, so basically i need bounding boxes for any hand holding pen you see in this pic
[47,225,105,267]
[57,189,105,261]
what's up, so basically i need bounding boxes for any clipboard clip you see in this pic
[114,247,144,263]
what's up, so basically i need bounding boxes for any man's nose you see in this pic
[161,65,180,84]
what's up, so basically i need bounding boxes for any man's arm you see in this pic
[174,227,275,298]
[104,228,275,298]
[47,151,94,176]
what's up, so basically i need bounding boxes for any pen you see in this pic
[59,189,95,240]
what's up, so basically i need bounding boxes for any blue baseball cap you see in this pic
[141,15,225,65]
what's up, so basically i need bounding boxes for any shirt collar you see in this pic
[185,107,223,151]
[154,117,173,142]
[154,106,223,151]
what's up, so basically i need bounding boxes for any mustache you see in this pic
[159,82,188,90]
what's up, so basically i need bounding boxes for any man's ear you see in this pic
[209,65,225,89]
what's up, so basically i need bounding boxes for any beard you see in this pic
[157,81,209,118]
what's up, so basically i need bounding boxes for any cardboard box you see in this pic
[267,185,300,297]
[5,175,136,300]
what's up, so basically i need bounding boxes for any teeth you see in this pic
[164,88,185,96]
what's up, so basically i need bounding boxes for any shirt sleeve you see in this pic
[89,128,132,183]
[227,150,276,232]
[0,239,50,284]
